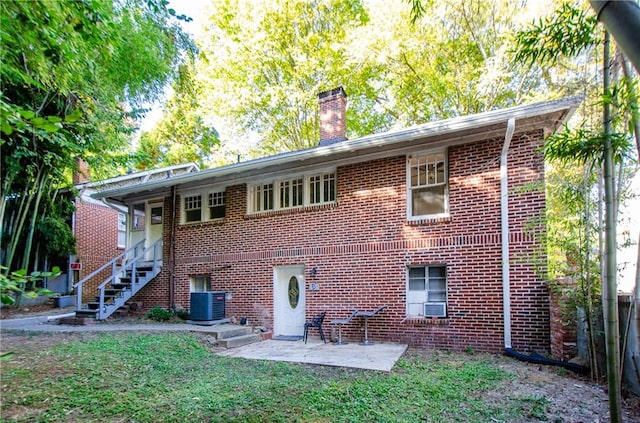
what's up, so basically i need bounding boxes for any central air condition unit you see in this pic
[424,302,447,317]
[190,292,226,321]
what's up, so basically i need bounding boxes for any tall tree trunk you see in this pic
[583,164,599,378]
[603,30,623,423]
[21,171,48,272]
[3,166,42,273]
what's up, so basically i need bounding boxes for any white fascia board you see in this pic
[92,96,581,202]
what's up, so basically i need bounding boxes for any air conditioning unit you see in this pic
[190,292,226,321]
[424,302,447,317]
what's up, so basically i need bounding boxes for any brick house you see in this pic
[92,88,580,353]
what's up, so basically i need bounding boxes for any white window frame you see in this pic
[208,191,226,220]
[407,151,449,220]
[183,194,202,223]
[406,265,447,317]
[117,212,127,249]
[131,203,145,232]
[181,188,226,224]
[247,169,336,214]
[250,183,274,212]
[190,275,211,292]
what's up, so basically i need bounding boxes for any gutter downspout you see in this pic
[169,186,177,309]
[589,0,640,73]
[502,118,516,349]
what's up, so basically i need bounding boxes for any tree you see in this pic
[195,0,545,158]
[1,0,194,273]
[133,62,220,169]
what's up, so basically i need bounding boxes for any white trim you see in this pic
[406,265,448,317]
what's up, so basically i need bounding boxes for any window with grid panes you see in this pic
[408,152,447,217]
[184,194,202,223]
[208,191,225,219]
[251,183,274,212]
[279,178,303,208]
[309,171,335,205]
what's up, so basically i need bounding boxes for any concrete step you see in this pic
[214,325,254,340]
[218,333,262,348]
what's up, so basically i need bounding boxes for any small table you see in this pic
[356,305,387,346]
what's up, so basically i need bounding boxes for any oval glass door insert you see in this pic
[288,276,300,309]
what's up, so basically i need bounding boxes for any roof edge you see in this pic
[92,96,582,201]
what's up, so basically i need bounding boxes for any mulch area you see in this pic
[0,302,65,320]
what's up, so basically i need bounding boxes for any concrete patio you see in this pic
[218,338,408,371]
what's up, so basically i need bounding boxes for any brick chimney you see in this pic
[318,87,347,146]
[73,158,91,184]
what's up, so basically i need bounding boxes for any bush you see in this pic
[146,306,174,322]
[175,308,190,320]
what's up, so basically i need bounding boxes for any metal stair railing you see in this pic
[73,239,145,311]
[74,239,162,319]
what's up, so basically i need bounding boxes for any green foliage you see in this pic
[514,2,598,66]
[133,62,220,169]
[516,394,551,420]
[0,265,58,305]
[196,0,541,158]
[544,126,633,167]
[145,306,174,321]
[0,332,540,422]
[1,0,194,272]
[174,308,190,320]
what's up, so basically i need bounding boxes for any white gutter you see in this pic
[502,118,515,349]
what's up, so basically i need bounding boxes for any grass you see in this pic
[1,332,531,422]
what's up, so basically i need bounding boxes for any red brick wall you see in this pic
[74,200,122,302]
[550,278,577,360]
[138,130,549,353]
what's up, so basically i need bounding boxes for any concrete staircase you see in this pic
[203,325,264,348]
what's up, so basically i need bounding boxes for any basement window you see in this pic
[406,265,447,317]
[190,275,211,292]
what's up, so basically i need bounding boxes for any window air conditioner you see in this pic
[424,302,447,317]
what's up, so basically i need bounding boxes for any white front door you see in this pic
[145,201,163,260]
[273,265,305,337]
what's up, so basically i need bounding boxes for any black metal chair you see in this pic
[303,311,327,344]
[330,309,358,345]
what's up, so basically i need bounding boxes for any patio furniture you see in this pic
[303,311,327,344]
[356,305,388,346]
[330,309,359,345]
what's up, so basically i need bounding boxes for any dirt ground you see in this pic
[2,304,640,422]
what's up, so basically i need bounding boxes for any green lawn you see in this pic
[1,332,533,422]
